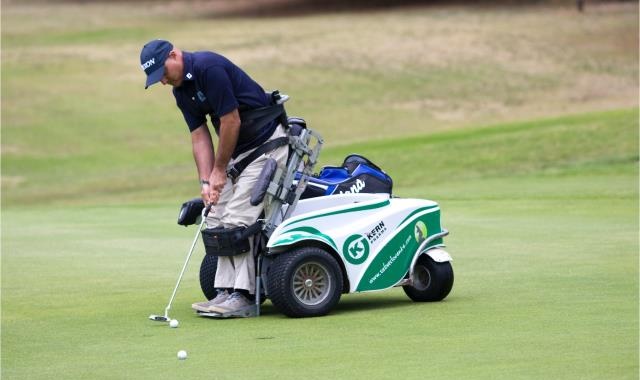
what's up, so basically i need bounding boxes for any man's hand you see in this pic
[206,109,240,205]
[200,182,212,204]
[207,167,227,205]
[190,110,240,206]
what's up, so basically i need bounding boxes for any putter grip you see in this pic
[203,204,212,217]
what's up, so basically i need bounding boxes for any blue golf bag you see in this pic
[299,154,393,199]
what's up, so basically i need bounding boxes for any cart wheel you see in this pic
[199,254,218,300]
[403,254,454,302]
[267,246,343,318]
[200,254,267,304]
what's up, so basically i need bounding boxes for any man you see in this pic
[140,39,288,315]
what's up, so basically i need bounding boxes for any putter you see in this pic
[149,204,211,323]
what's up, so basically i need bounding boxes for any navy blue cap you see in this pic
[140,39,173,89]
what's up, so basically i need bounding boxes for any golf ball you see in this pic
[177,350,187,360]
[169,319,179,328]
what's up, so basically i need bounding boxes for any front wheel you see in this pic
[267,246,343,318]
[403,254,454,302]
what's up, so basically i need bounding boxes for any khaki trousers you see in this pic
[206,125,288,293]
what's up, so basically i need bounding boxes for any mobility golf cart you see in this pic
[150,93,453,321]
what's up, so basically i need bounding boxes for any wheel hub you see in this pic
[413,265,432,291]
[292,261,331,306]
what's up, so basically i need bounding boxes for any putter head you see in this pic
[148,314,169,322]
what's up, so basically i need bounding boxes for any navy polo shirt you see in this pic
[173,51,277,157]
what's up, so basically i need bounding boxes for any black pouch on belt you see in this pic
[201,226,251,256]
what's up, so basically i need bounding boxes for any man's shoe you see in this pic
[207,292,252,314]
[192,290,230,313]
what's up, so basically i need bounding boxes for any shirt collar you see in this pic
[182,51,195,81]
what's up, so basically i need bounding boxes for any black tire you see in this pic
[199,254,267,304]
[267,246,343,318]
[199,254,218,300]
[403,255,454,302]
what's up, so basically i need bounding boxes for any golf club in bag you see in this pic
[148,204,211,323]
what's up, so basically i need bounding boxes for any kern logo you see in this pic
[342,234,370,265]
[141,58,155,71]
[339,179,365,194]
[365,221,386,244]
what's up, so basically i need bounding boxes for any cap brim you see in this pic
[144,66,165,89]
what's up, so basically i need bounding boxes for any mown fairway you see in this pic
[2,2,638,379]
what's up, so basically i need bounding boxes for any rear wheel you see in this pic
[267,246,343,318]
[403,254,454,302]
[199,254,218,300]
[200,253,267,304]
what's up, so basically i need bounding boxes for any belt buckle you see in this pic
[227,166,239,180]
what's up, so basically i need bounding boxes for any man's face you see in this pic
[161,52,183,87]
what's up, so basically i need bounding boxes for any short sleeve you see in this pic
[173,88,206,132]
[203,66,239,118]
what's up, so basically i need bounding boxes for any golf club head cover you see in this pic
[342,154,383,174]
[177,198,205,226]
[287,117,307,136]
[250,157,277,206]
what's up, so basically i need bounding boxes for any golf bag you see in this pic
[299,154,393,199]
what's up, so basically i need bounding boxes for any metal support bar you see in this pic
[255,255,262,317]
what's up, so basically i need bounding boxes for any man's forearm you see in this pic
[204,110,241,205]
[214,109,241,171]
[191,123,215,180]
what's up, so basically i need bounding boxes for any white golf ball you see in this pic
[177,350,187,360]
[169,319,179,328]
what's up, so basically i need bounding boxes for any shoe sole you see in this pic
[198,304,257,318]
[192,304,214,313]
[207,303,252,314]
[191,298,230,313]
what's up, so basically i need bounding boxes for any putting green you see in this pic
[3,109,637,379]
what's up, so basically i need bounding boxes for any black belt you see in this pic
[227,136,289,180]
[237,104,285,146]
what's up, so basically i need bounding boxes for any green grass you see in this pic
[2,110,637,379]
[2,2,638,379]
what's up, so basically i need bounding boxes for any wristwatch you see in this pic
[199,179,210,186]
